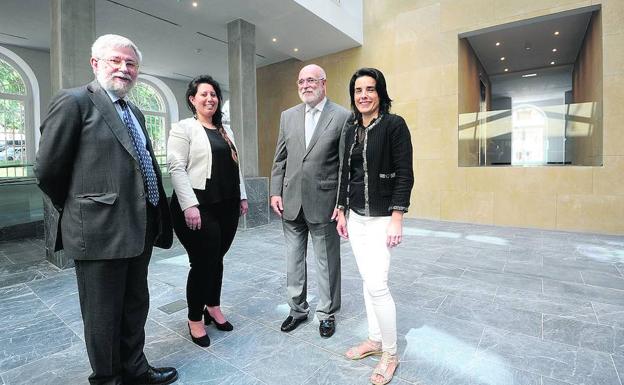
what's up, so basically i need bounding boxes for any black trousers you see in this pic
[171,195,239,321]
[74,204,156,385]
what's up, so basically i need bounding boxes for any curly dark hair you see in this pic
[348,67,392,125]
[185,74,224,128]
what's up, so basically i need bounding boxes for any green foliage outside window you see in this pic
[128,81,167,170]
[0,59,27,176]
[0,59,26,95]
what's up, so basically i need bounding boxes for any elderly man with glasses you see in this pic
[270,64,350,338]
[35,34,177,385]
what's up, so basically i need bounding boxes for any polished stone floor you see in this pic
[1,218,624,385]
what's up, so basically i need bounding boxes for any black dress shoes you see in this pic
[127,366,178,385]
[188,323,211,347]
[203,308,234,331]
[319,317,336,338]
[280,315,308,332]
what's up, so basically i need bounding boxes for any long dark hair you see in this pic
[185,75,238,164]
[186,74,224,128]
[348,67,392,125]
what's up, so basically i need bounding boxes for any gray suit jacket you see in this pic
[35,80,173,260]
[270,99,350,223]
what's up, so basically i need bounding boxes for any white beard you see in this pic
[96,70,135,98]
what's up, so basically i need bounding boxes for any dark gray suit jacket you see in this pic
[270,99,350,223]
[35,80,173,260]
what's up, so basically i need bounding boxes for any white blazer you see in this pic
[167,117,247,211]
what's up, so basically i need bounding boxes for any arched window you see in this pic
[128,79,168,171]
[0,57,28,177]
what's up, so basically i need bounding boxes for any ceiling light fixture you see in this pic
[272,37,277,42]
[522,73,537,78]
[192,1,198,7]
[504,68,509,72]
[496,42,500,46]
[500,57,505,61]
[554,31,560,35]
[293,48,299,52]
[552,48,557,52]
[550,61,555,65]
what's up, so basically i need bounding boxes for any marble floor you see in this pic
[1,218,624,385]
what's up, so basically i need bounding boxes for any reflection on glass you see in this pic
[458,102,601,167]
[512,105,546,166]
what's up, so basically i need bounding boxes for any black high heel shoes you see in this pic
[187,322,211,347]
[203,308,234,331]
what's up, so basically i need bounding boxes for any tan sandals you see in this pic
[370,352,399,385]
[345,341,399,385]
[345,339,383,360]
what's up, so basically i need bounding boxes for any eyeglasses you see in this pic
[99,57,139,71]
[297,77,325,86]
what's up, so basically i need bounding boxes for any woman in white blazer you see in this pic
[167,75,247,347]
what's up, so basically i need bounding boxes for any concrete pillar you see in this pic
[227,19,269,229]
[51,0,95,92]
[227,19,258,177]
[44,0,95,268]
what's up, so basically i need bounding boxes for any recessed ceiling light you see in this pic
[192,1,198,7]
[504,68,509,72]
[272,37,277,42]
[550,61,555,65]
[496,42,501,46]
[554,31,560,35]
[522,73,537,78]
[552,48,557,52]
[500,57,505,61]
[293,48,299,52]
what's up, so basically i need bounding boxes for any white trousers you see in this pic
[347,210,397,354]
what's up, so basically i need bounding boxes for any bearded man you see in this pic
[35,34,177,385]
[270,64,350,338]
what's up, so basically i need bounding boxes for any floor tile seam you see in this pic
[468,317,590,350]
[542,304,608,328]
[204,316,269,350]
[0,322,80,343]
[462,267,548,285]
[0,329,83,373]
[444,290,547,318]
[297,356,344,385]
[610,354,624,385]
[474,355,572,384]
[542,277,624,295]
[479,324,619,359]
[144,316,217,356]
[538,333,620,356]
[281,327,365,361]
[0,310,68,333]
[448,353,547,382]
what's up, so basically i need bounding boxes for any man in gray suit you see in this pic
[270,64,350,338]
[35,35,177,385]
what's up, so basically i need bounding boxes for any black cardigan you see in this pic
[337,114,414,216]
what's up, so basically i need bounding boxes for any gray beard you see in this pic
[96,71,134,98]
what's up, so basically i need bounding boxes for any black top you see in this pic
[337,114,414,216]
[348,128,366,215]
[194,127,240,205]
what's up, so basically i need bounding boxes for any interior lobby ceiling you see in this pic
[466,9,593,76]
[0,0,362,89]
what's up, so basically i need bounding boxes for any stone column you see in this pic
[227,19,269,229]
[44,0,95,268]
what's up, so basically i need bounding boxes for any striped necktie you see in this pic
[117,99,160,206]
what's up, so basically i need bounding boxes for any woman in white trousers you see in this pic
[336,67,414,385]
